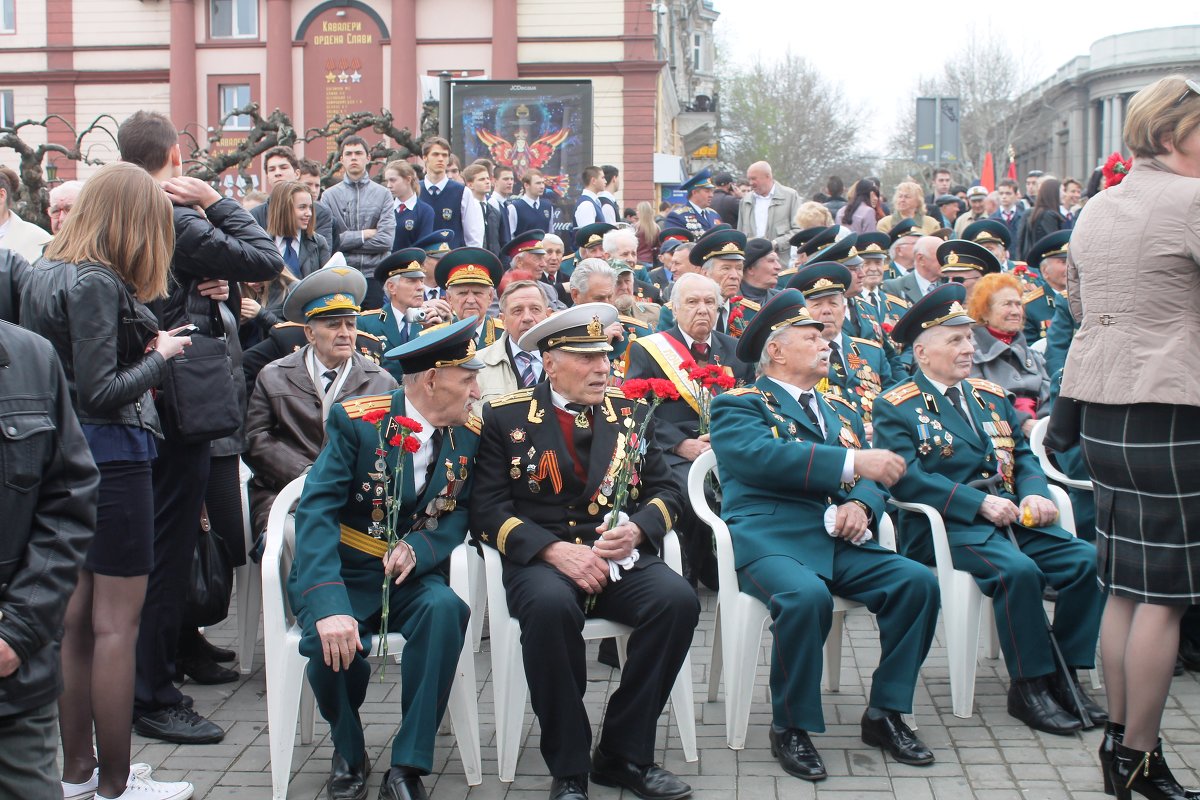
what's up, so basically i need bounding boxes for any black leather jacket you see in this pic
[0,321,100,715]
[21,259,166,435]
[0,248,31,324]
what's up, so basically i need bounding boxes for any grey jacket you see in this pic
[320,176,396,275]
[970,325,1049,429]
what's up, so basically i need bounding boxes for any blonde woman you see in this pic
[877,181,941,234]
[21,162,194,800]
[634,200,660,264]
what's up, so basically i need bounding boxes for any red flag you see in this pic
[1005,158,1017,182]
[981,152,995,192]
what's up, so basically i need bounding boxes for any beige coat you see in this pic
[244,345,397,534]
[1062,158,1200,406]
[736,182,803,258]
[1,215,52,264]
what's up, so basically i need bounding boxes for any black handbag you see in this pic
[158,296,242,444]
[186,506,234,628]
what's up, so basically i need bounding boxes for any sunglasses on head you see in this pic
[1177,78,1200,106]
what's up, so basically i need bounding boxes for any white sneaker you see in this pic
[95,768,191,800]
[64,764,154,800]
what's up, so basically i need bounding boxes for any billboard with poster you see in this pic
[450,80,593,205]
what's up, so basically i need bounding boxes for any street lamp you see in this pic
[44,160,58,184]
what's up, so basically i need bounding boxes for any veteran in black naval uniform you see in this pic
[871,284,1105,735]
[358,247,449,382]
[664,168,721,238]
[708,290,939,781]
[291,318,485,800]
[470,303,699,800]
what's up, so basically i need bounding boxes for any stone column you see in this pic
[265,0,292,116]
[1086,100,1099,173]
[1101,97,1113,159]
[390,0,418,131]
[1111,94,1126,154]
[1068,105,1087,180]
[170,0,198,129]
[492,0,519,80]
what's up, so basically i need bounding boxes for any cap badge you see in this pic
[331,268,351,276]
[587,316,603,337]
[812,278,836,291]
[948,300,966,314]
[946,252,960,265]
[720,242,739,253]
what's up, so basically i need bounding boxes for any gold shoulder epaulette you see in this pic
[849,336,882,349]
[824,393,856,411]
[1022,286,1045,303]
[464,413,482,434]
[737,297,761,312]
[605,387,628,398]
[618,315,652,331]
[356,331,381,342]
[967,377,1007,397]
[884,293,910,307]
[493,318,506,329]
[341,394,393,419]
[725,387,761,397]
[359,309,383,317]
[777,268,797,278]
[489,387,535,407]
[881,382,920,405]
[272,321,303,330]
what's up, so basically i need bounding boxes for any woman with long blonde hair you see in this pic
[634,200,660,264]
[22,162,195,800]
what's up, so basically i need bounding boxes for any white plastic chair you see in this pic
[236,459,263,674]
[262,475,482,800]
[891,482,1094,719]
[687,450,899,750]
[483,530,698,782]
[1029,416,1094,491]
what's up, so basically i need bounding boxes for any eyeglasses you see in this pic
[1177,78,1200,106]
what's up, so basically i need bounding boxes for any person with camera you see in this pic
[116,110,285,745]
[20,162,195,800]
[358,247,451,383]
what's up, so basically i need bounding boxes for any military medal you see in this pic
[942,444,954,458]
[787,422,798,436]
[374,458,386,472]
[510,428,526,443]
[597,494,607,507]
[459,457,468,480]
[588,502,600,515]
[931,420,942,431]
[527,446,536,460]
[355,493,363,502]
[918,442,933,455]
[425,516,438,530]
[574,411,590,428]
[528,477,541,493]
[371,507,384,522]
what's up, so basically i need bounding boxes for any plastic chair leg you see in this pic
[824,610,845,692]
[724,611,766,750]
[493,622,528,782]
[947,580,984,719]
[707,609,723,703]
[236,565,262,675]
[267,647,308,800]
[446,639,483,785]
[669,651,698,762]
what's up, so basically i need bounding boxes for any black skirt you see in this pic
[1079,402,1200,604]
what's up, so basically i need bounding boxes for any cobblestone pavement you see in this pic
[129,588,1200,799]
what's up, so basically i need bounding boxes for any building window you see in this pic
[210,0,256,39]
[219,84,252,129]
[0,0,15,34]
[0,91,13,127]
[692,33,703,71]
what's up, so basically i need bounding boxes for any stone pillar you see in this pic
[1068,105,1087,180]
[391,0,418,131]
[1112,94,1126,154]
[1101,97,1113,160]
[265,0,292,116]
[491,0,518,80]
[1086,100,1099,173]
[170,0,198,130]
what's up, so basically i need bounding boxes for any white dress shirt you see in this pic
[574,189,601,227]
[401,399,440,496]
[762,376,855,482]
[752,188,775,238]
[598,191,618,224]
[925,376,978,435]
[506,194,545,237]
[914,270,935,296]
[506,337,543,382]
[424,176,484,247]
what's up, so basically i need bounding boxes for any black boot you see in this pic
[1050,669,1108,725]
[1007,675,1082,735]
[1101,722,1126,795]
[1110,742,1200,800]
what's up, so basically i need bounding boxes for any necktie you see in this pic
[715,309,727,334]
[282,237,301,277]
[945,386,973,429]
[690,340,710,364]
[425,287,439,301]
[828,340,846,379]
[1004,211,1013,224]
[798,392,823,435]
[423,427,444,491]
[872,290,881,309]
[321,368,337,395]
[428,185,440,197]
[515,350,537,388]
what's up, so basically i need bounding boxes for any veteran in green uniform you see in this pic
[788,261,892,429]
[709,289,938,781]
[435,247,506,348]
[855,232,910,334]
[656,227,757,337]
[871,284,1105,735]
[560,221,614,279]
[1020,230,1070,343]
[290,318,485,800]
[938,237,1002,302]
[358,247,447,382]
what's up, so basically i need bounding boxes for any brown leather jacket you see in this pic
[243,346,396,534]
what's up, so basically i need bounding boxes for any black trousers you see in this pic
[502,559,699,777]
[135,436,211,715]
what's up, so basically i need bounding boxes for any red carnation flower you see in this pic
[679,358,698,372]
[715,374,736,390]
[881,322,895,334]
[402,436,421,453]
[393,415,423,434]
[361,409,388,426]
[622,378,650,400]
[648,378,680,400]
[1102,152,1132,189]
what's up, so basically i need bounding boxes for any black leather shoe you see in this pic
[1008,676,1083,735]
[134,703,225,744]
[860,711,934,765]
[328,752,369,800]
[590,748,691,799]
[378,766,427,800]
[1050,669,1108,725]
[192,634,237,663]
[1110,742,1200,800]
[550,774,589,800]
[769,727,826,781]
[178,655,239,685]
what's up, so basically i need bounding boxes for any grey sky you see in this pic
[711,1,1199,155]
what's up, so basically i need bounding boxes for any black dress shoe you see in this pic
[192,634,237,663]
[1101,721,1125,796]
[178,655,239,685]
[1050,669,1108,725]
[1007,676,1083,735]
[134,703,225,744]
[378,766,427,800]
[769,727,826,782]
[1110,742,1200,800]
[550,774,589,800]
[328,752,369,800]
[590,748,692,799]
[860,711,934,765]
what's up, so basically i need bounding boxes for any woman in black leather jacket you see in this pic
[20,163,194,800]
